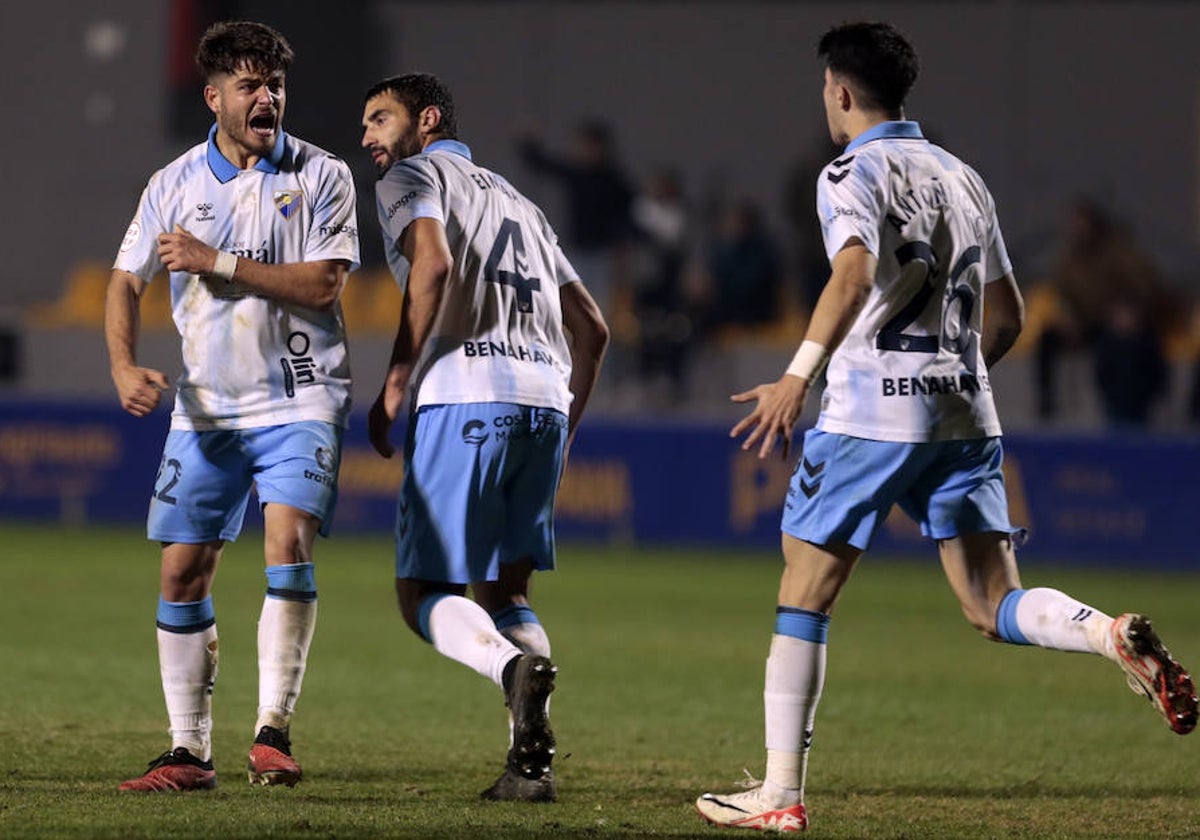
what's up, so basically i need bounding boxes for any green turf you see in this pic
[0,522,1197,839]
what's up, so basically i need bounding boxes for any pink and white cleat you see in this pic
[1111,613,1198,735]
[696,786,808,832]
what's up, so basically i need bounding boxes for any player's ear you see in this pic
[203,84,221,116]
[419,105,442,134]
[834,81,852,113]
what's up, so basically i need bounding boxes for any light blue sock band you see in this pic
[265,562,317,602]
[156,595,215,633]
[491,604,540,631]
[995,589,1032,645]
[416,593,452,644]
[775,606,830,644]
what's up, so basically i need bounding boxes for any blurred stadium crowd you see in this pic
[26,117,1200,431]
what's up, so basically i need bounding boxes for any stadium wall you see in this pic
[0,400,1195,568]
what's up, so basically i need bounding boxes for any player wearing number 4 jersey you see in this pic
[360,73,608,801]
[696,21,1197,832]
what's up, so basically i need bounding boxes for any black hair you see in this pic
[364,73,458,139]
[196,20,294,80]
[817,22,919,115]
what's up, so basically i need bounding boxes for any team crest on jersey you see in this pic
[274,190,303,220]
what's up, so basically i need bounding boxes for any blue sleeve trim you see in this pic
[775,606,830,644]
[157,595,215,633]
[416,593,452,644]
[995,589,1032,645]
[491,604,540,631]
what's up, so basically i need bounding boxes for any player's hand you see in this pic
[368,370,408,458]
[112,363,169,418]
[157,225,218,276]
[729,375,809,461]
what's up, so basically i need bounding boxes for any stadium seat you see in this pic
[31,261,110,327]
[353,270,404,334]
[1010,283,1061,357]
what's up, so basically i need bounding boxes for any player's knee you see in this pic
[264,532,311,566]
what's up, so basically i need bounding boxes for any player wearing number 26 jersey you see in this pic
[697,21,1196,834]
[814,121,1009,442]
[360,73,608,801]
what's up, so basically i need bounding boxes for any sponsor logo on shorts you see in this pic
[304,468,334,487]
[462,419,489,446]
[315,446,335,471]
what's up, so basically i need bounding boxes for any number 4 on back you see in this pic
[484,218,541,313]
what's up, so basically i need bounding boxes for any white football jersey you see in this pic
[114,126,361,431]
[376,140,578,414]
[814,121,1012,442]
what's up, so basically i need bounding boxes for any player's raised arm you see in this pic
[730,241,875,460]
[156,225,349,311]
[105,268,169,417]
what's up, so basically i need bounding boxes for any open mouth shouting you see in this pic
[249,110,277,139]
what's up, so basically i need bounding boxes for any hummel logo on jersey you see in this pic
[274,190,303,220]
[827,155,855,184]
[195,203,215,222]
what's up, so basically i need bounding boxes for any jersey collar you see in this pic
[424,139,472,160]
[206,123,289,183]
[845,120,924,153]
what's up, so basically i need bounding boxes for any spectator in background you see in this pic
[783,141,841,314]
[517,120,635,319]
[629,166,694,404]
[701,200,782,332]
[1094,292,1169,427]
[1035,199,1170,422]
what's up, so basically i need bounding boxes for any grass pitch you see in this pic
[0,522,1197,839]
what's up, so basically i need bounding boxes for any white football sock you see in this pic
[158,625,219,761]
[1007,587,1116,660]
[256,596,317,733]
[763,633,825,806]
[427,595,521,686]
[499,621,551,658]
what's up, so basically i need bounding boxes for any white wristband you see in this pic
[211,250,238,282]
[785,340,830,381]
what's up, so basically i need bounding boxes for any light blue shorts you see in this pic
[781,429,1012,550]
[397,402,567,584]
[147,421,342,543]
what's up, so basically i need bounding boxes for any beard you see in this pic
[220,110,277,157]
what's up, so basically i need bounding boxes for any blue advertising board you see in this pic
[0,399,1196,567]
